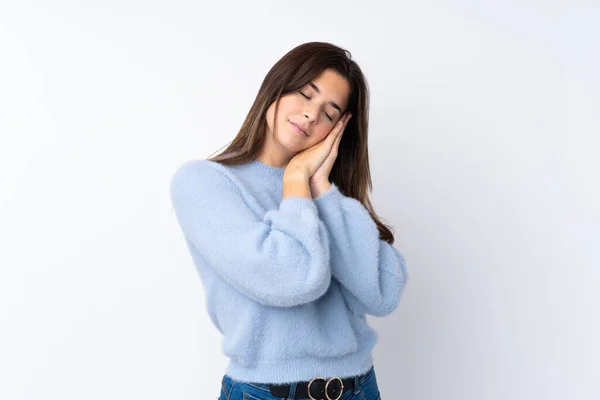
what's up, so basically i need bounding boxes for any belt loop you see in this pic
[288,381,297,399]
[353,374,360,395]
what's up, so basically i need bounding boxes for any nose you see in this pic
[303,105,318,124]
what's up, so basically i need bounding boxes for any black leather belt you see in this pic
[269,369,369,400]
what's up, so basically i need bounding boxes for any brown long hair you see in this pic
[208,42,395,244]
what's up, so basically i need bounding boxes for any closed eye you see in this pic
[299,91,333,122]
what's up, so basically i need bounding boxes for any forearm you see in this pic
[313,183,409,316]
[170,160,332,307]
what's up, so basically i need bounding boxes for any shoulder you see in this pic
[171,159,232,183]
[170,159,242,195]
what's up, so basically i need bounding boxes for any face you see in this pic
[264,68,351,160]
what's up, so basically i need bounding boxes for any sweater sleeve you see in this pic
[313,183,409,317]
[169,160,332,308]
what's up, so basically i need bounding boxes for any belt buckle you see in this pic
[307,376,344,400]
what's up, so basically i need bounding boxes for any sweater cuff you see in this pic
[280,196,319,219]
[313,182,344,207]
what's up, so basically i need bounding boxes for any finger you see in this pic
[334,129,343,148]
[338,114,351,135]
[327,114,350,145]
[328,119,344,140]
[340,113,351,130]
[333,118,346,135]
[345,113,352,126]
[329,121,345,145]
[335,122,345,144]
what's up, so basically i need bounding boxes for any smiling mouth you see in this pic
[289,120,307,136]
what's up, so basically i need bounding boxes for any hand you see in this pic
[309,113,352,195]
[286,113,351,178]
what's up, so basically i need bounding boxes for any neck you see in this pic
[256,133,295,168]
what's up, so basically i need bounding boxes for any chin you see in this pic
[276,128,303,146]
[281,140,309,157]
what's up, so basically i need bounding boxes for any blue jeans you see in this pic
[218,366,382,400]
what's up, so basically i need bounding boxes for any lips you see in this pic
[289,120,308,136]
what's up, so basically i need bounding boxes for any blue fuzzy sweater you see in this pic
[169,159,409,384]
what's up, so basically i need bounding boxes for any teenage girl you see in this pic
[170,41,409,400]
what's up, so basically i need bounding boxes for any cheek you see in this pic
[265,103,276,131]
[274,99,297,126]
[283,94,306,114]
[310,126,333,144]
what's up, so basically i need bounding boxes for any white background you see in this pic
[1,1,598,399]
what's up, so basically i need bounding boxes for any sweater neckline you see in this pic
[249,159,286,178]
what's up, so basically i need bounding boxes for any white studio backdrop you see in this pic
[0,1,598,399]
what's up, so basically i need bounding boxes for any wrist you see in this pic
[283,166,310,181]
[310,179,332,198]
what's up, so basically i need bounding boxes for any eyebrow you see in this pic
[309,82,343,113]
